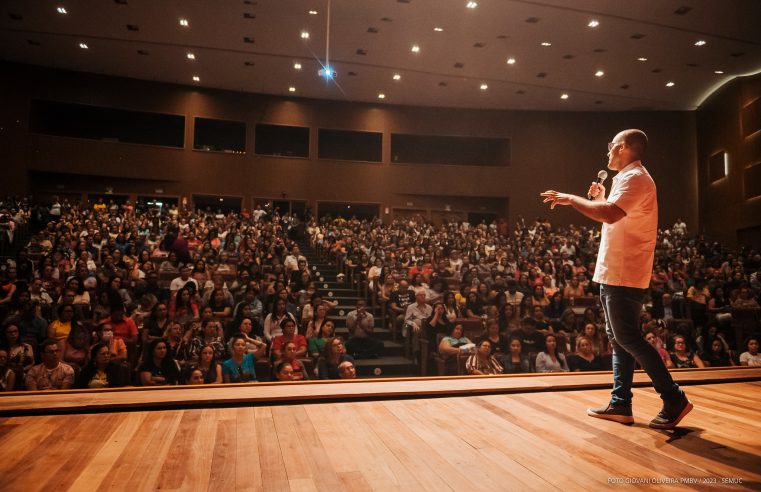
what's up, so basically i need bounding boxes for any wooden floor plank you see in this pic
[234,406,263,492]
[255,406,290,492]
[209,417,238,492]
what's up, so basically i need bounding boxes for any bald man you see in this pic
[541,129,692,430]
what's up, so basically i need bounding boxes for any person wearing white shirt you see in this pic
[541,129,691,430]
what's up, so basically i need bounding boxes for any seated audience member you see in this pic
[75,343,127,389]
[196,344,223,384]
[263,298,297,342]
[732,286,760,310]
[669,334,705,369]
[305,302,330,339]
[404,289,432,359]
[169,265,198,294]
[188,320,227,363]
[163,321,189,365]
[318,337,355,380]
[206,288,233,319]
[308,320,335,359]
[345,301,384,360]
[274,361,295,382]
[25,339,74,390]
[438,323,474,376]
[222,334,258,383]
[271,318,307,361]
[62,323,91,370]
[535,334,569,373]
[581,322,607,357]
[48,304,77,349]
[514,317,545,356]
[567,336,603,372]
[169,286,199,323]
[702,338,736,367]
[739,337,761,367]
[426,302,452,348]
[476,318,509,356]
[230,317,267,360]
[466,339,504,375]
[183,367,205,385]
[138,339,181,386]
[0,349,17,391]
[279,341,309,380]
[2,322,34,375]
[645,331,673,368]
[501,337,531,374]
[338,360,357,379]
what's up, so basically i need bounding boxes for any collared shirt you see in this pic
[593,161,657,289]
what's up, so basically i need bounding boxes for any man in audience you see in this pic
[25,339,74,390]
[338,360,357,379]
[345,299,384,359]
[170,265,198,294]
[404,289,432,361]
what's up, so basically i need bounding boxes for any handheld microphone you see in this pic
[588,170,608,200]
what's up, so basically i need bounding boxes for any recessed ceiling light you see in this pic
[411,44,420,53]
[637,57,648,61]
[288,86,296,92]
[78,42,88,49]
[294,62,302,70]
[378,93,386,99]
[300,31,310,39]
[506,58,516,65]
[179,18,189,27]
[308,10,318,15]
[666,81,675,87]
[56,7,68,14]
[434,27,443,32]
[192,76,200,82]
[186,52,195,60]
[588,20,599,27]
[595,70,604,77]
[466,1,478,8]
[480,84,488,90]
[694,40,706,46]
[714,70,724,74]
[393,73,401,80]
[541,42,552,47]
[560,93,569,99]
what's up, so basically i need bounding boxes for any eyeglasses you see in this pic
[608,141,623,151]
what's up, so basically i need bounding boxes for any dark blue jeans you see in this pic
[600,284,681,406]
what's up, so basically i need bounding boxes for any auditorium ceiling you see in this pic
[2,0,761,111]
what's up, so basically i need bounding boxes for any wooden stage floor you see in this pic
[1,370,760,491]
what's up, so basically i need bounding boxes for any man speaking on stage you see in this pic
[540,129,692,430]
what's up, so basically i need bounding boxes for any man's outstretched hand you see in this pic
[540,190,573,209]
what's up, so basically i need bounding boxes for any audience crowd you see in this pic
[0,194,759,392]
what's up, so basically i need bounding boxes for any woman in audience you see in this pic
[567,336,603,372]
[426,302,453,348]
[142,302,171,350]
[2,322,34,376]
[62,323,91,370]
[159,251,181,274]
[739,337,761,366]
[499,303,519,334]
[0,349,16,391]
[263,298,297,342]
[188,320,227,363]
[535,334,569,373]
[206,287,232,319]
[438,323,473,376]
[530,285,550,308]
[519,295,534,319]
[92,289,113,323]
[501,337,531,374]
[669,334,706,369]
[645,330,673,368]
[702,338,736,367]
[544,292,565,319]
[196,344,223,384]
[230,317,267,360]
[581,322,606,357]
[305,302,330,339]
[318,337,355,380]
[75,342,127,389]
[108,276,133,310]
[271,318,307,361]
[59,277,91,309]
[476,318,508,356]
[466,339,503,375]
[274,361,295,381]
[48,304,79,350]
[163,321,189,365]
[308,319,335,359]
[442,291,461,322]
[464,291,484,319]
[222,334,257,383]
[138,338,181,386]
[279,340,309,380]
[169,286,199,323]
